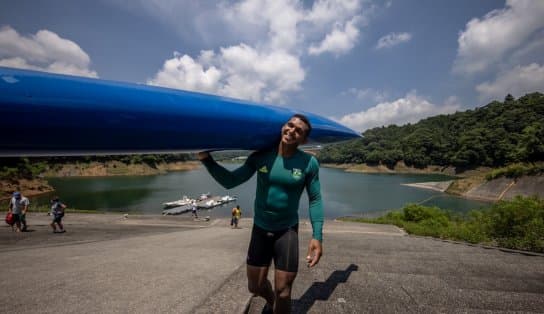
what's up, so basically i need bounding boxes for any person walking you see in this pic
[198,114,323,314]
[50,197,67,233]
[191,201,198,219]
[7,191,30,232]
[231,205,242,228]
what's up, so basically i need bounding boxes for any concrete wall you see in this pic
[463,175,544,201]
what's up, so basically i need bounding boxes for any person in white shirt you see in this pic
[8,191,30,232]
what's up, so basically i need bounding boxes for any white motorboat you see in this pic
[220,195,237,202]
[162,195,193,209]
[162,204,192,215]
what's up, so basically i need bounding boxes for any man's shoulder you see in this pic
[250,149,277,162]
[296,150,319,164]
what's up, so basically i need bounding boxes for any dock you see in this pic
[162,194,237,215]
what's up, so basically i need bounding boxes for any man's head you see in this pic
[13,191,21,199]
[281,114,312,146]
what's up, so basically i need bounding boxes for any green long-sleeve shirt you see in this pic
[201,149,324,241]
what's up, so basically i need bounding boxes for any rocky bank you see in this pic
[1,160,201,200]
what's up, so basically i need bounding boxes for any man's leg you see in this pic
[13,214,21,232]
[272,225,299,313]
[21,214,27,231]
[247,265,274,307]
[274,269,297,313]
[247,225,275,309]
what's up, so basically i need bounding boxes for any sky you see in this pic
[1,0,543,133]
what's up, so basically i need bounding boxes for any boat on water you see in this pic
[161,194,237,214]
[162,195,192,209]
[162,204,192,215]
[196,195,237,209]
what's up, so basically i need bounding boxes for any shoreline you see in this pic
[1,160,202,200]
[4,161,542,205]
[322,162,456,174]
[401,180,454,193]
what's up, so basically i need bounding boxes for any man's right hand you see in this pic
[197,152,210,160]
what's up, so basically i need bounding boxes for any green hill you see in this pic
[318,92,544,169]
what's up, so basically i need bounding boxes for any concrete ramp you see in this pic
[464,175,544,201]
[464,177,513,201]
[503,176,544,200]
[244,222,544,313]
[2,216,543,313]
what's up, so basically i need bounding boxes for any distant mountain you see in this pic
[318,92,544,169]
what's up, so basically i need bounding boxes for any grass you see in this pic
[486,162,544,180]
[342,196,544,253]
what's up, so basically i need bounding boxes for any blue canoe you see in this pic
[0,67,360,156]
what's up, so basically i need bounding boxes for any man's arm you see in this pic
[305,157,324,267]
[22,198,29,214]
[198,152,256,189]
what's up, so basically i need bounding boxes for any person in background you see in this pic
[8,191,30,232]
[231,205,242,228]
[50,197,67,233]
[191,201,198,219]
[198,114,323,314]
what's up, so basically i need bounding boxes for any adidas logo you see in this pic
[259,166,268,173]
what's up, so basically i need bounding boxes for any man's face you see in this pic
[281,117,309,146]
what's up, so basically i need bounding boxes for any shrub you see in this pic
[344,196,544,253]
[484,196,544,252]
[403,204,449,225]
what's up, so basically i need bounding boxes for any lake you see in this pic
[33,165,490,218]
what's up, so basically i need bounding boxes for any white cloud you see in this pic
[222,0,367,54]
[147,52,222,94]
[148,45,305,103]
[305,0,363,28]
[375,32,412,49]
[509,34,544,66]
[337,91,460,132]
[0,26,97,77]
[222,0,303,51]
[147,0,371,103]
[308,16,360,56]
[476,63,544,102]
[453,0,544,75]
[345,87,389,103]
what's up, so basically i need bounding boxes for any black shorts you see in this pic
[247,224,299,272]
[53,213,64,223]
[12,213,21,223]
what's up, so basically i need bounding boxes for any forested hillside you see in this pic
[318,93,544,169]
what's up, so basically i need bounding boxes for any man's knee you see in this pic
[275,286,292,299]
[247,280,259,294]
[274,270,297,298]
[248,279,268,295]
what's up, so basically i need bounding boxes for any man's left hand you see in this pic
[306,239,322,268]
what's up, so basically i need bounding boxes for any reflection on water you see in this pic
[32,165,490,219]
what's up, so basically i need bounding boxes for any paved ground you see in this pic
[1,213,543,313]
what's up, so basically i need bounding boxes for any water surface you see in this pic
[34,165,490,218]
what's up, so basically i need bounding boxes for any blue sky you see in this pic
[1,0,543,132]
